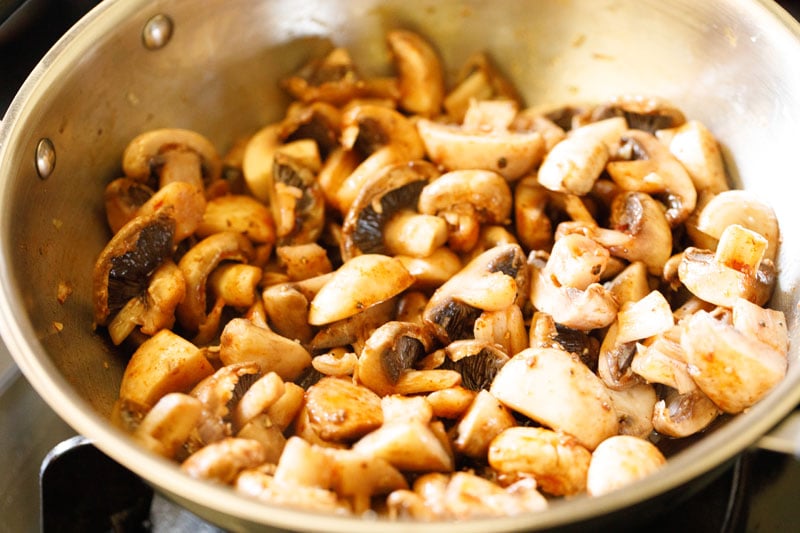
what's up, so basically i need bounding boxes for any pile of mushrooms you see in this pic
[93,29,788,520]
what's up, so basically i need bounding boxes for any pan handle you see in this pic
[756,410,800,456]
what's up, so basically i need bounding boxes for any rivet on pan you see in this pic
[35,138,56,180]
[142,14,174,50]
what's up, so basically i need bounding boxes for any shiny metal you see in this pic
[142,13,173,50]
[34,137,54,179]
[1,0,800,531]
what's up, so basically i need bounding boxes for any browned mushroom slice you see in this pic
[605,382,658,439]
[281,47,398,106]
[581,94,686,133]
[440,340,510,392]
[92,211,176,327]
[175,231,254,334]
[309,297,397,355]
[219,318,312,381]
[182,437,268,484]
[652,388,720,438]
[655,119,729,195]
[529,312,600,370]
[104,178,154,234]
[387,29,445,117]
[196,194,276,244]
[352,420,454,473]
[135,181,207,244]
[357,321,436,396]
[122,128,222,190]
[490,347,619,450]
[278,101,342,159]
[443,51,522,122]
[680,309,788,414]
[423,243,527,343]
[341,159,440,261]
[271,152,325,245]
[308,254,414,326]
[340,102,425,160]
[305,377,384,443]
[607,129,697,227]
[417,101,545,181]
[452,389,516,459]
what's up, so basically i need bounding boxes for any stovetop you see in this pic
[2,1,800,532]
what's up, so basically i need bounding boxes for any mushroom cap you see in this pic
[341,160,439,261]
[387,29,445,118]
[417,169,512,224]
[122,128,222,184]
[92,211,176,326]
[582,94,686,133]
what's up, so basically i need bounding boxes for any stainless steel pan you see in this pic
[2,0,800,531]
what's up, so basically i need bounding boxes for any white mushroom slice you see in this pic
[190,363,260,444]
[655,120,729,195]
[134,392,203,458]
[104,178,155,234]
[353,421,454,473]
[311,349,358,377]
[615,290,674,344]
[236,468,347,515]
[395,247,463,289]
[426,387,477,420]
[276,243,332,281]
[680,310,788,414]
[208,263,262,308]
[219,318,312,381]
[181,437,268,484]
[631,335,696,394]
[176,231,254,333]
[383,211,449,258]
[322,447,408,514]
[514,178,554,252]
[731,298,789,354]
[308,254,414,326]
[418,169,513,252]
[607,129,697,226]
[309,297,397,355]
[546,233,610,290]
[444,51,522,123]
[453,390,516,459]
[380,394,434,425]
[606,383,658,439]
[586,435,666,496]
[490,347,619,450]
[273,436,334,489]
[333,146,407,215]
[529,256,618,331]
[196,194,276,244]
[488,426,592,496]
[597,321,640,391]
[386,490,438,520]
[691,190,780,262]
[416,103,545,181]
[304,377,383,443]
[678,224,775,308]
[392,369,462,395]
[652,388,720,438]
[236,415,287,464]
[232,372,285,430]
[443,471,548,518]
[266,382,305,431]
[473,304,528,357]
[122,127,222,187]
[537,117,627,195]
[604,261,651,307]
[387,29,445,117]
[118,329,214,409]
[136,181,207,243]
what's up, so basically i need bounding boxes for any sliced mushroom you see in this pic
[276,243,333,281]
[453,389,516,459]
[121,128,222,190]
[136,181,207,244]
[341,159,440,260]
[270,152,326,245]
[605,383,658,439]
[488,426,592,496]
[118,329,214,410]
[309,297,397,355]
[473,304,528,357]
[596,322,641,391]
[93,211,176,327]
[340,102,425,159]
[440,340,510,392]
[678,224,775,308]
[356,321,436,396]
[417,100,545,180]
[606,129,697,227]
[579,94,686,133]
[175,231,254,334]
[652,388,720,438]
[196,194,276,244]
[615,290,674,345]
[182,437,268,484]
[352,420,454,473]
[219,318,312,381]
[423,243,527,342]
[322,447,408,514]
[308,254,414,326]
[490,347,619,450]
[278,100,342,159]
[654,119,727,193]
[537,117,627,195]
[529,312,600,370]
[304,377,384,443]
[585,435,666,496]
[680,309,788,414]
[417,169,513,252]
[395,247,463,290]
[104,178,154,234]
[386,29,445,117]
[134,392,203,458]
[689,190,779,262]
[514,177,554,251]
[440,471,548,519]
[630,333,696,394]
[444,51,522,122]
